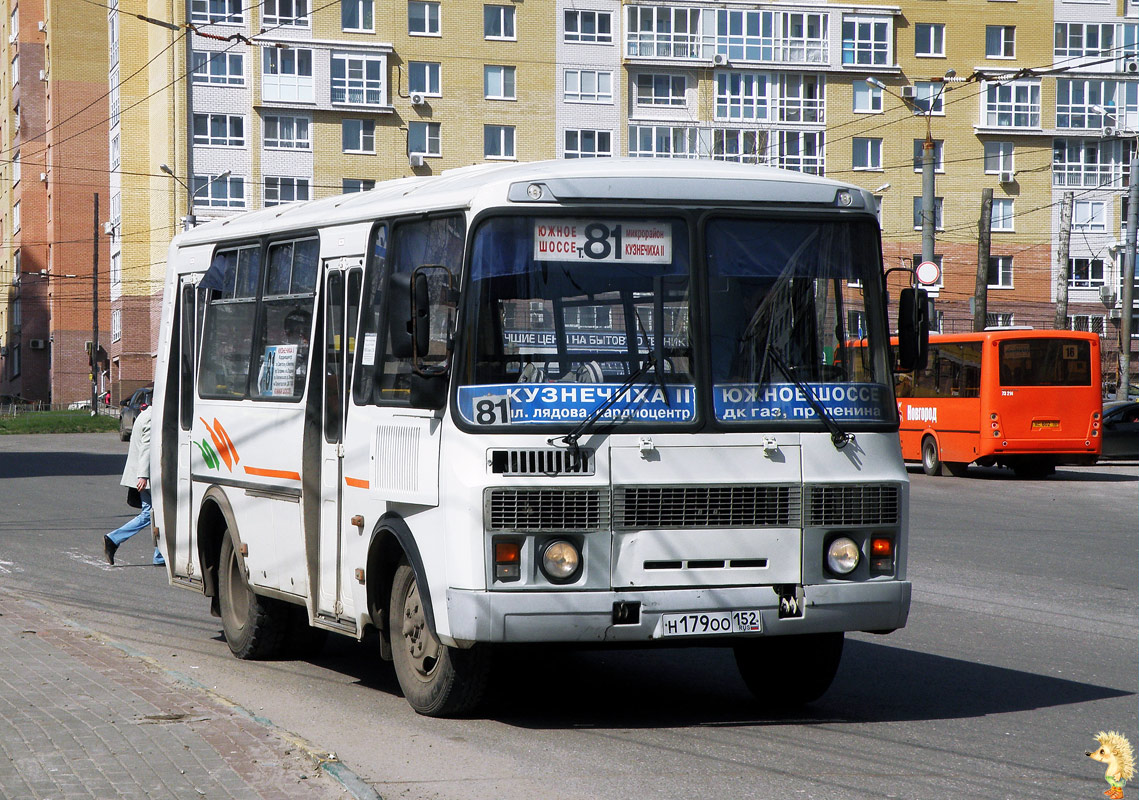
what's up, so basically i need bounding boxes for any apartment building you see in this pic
[0,0,110,405]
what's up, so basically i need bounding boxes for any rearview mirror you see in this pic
[897,287,930,371]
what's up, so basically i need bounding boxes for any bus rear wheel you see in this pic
[920,436,944,476]
[389,560,491,717]
[733,632,843,708]
[218,530,289,659]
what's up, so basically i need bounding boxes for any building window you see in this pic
[408,61,440,95]
[484,5,515,40]
[778,74,824,123]
[265,177,310,206]
[342,0,372,31]
[1054,23,1116,60]
[191,0,242,24]
[984,80,1040,128]
[985,25,1015,58]
[914,82,945,115]
[408,121,441,155]
[635,74,686,106]
[109,12,119,66]
[1074,200,1107,231]
[853,79,882,113]
[262,48,314,103]
[484,65,516,100]
[192,174,245,208]
[1052,138,1125,189]
[1056,79,1137,131]
[912,139,944,172]
[342,118,375,153]
[264,0,308,26]
[984,141,1014,174]
[111,309,122,343]
[715,73,768,120]
[703,9,827,63]
[912,197,944,230]
[192,51,244,85]
[110,70,120,128]
[342,178,375,193]
[9,6,16,39]
[987,256,1013,288]
[628,125,698,159]
[110,253,122,301]
[484,125,515,159]
[852,137,882,170]
[565,9,612,44]
[263,115,310,149]
[331,54,385,106]
[193,113,245,147]
[564,69,612,103]
[986,312,1014,328]
[13,200,20,232]
[111,193,121,231]
[915,23,944,57]
[565,129,612,158]
[11,150,19,184]
[991,198,1014,231]
[1068,314,1105,335]
[841,16,890,66]
[110,136,120,169]
[10,55,17,87]
[1069,257,1105,288]
[409,1,440,35]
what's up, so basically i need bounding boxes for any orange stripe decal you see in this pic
[345,477,370,489]
[243,466,302,481]
[213,419,240,466]
[199,417,233,471]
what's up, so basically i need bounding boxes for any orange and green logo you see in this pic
[197,417,239,472]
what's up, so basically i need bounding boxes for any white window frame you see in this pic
[628,125,700,159]
[408,61,440,96]
[111,253,122,302]
[1068,256,1105,288]
[11,150,19,185]
[1053,138,1126,189]
[913,139,945,172]
[111,308,122,343]
[484,4,515,40]
[110,135,120,170]
[984,141,1014,174]
[565,9,612,44]
[1054,23,1116,60]
[775,130,824,174]
[564,69,613,104]
[331,53,385,107]
[408,121,441,156]
[409,1,440,36]
[985,25,1015,58]
[262,48,314,103]
[484,124,516,159]
[1068,313,1105,336]
[705,9,827,64]
[192,51,244,85]
[564,129,612,158]
[11,201,18,233]
[1073,199,1107,231]
[110,69,120,129]
[841,15,891,66]
[852,137,882,170]
[341,0,373,31]
[263,115,310,150]
[484,65,516,100]
[912,197,945,230]
[191,0,242,24]
[984,80,1040,128]
[193,113,245,147]
[635,73,686,107]
[342,179,376,193]
[342,118,375,153]
[914,82,945,115]
[852,79,883,113]
[192,174,245,208]
[263,0,308,27]
[10,55,17,87]
[264,176,310,206]
[991,198,1014,231]
[914,23,945,57]
[715,72,768,121]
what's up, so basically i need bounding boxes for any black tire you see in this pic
[389,560,491,717]
[943,461,970,477]
[920,436,943,476]
[734,632,844,708]
[218,530,289,659]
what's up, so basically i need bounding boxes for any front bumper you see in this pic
[445,580,911,644]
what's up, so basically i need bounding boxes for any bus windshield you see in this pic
[998,338,1093,386]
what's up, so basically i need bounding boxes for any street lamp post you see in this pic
[160,164,231,231]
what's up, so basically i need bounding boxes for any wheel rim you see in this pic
[222,542,250,632]
[922,440,936,470]
[400,577,441,682]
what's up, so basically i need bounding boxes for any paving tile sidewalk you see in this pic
[0,591,356,800]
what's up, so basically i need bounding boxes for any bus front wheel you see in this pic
[733,632,843,708]
[389,560,491,717]
[218,530,289,659]
[920,436,944,476]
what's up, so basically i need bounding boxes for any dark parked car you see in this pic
[1101,401,1139,460]
[119,386,153,441]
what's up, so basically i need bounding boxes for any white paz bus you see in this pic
[150,159,919,716]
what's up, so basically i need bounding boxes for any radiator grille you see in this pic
[486,488,607,531]
[613,485,801,530]
[805,484,901,527]
[490,448,594,476]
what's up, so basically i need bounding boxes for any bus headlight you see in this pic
[826,537,860,575]
[540,540,581,583]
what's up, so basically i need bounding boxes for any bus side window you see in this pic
[252,238,319,401]
[914,345,939,397]
[199,246,262,399]
[353,224,387,406]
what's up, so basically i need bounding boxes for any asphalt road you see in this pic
[0,432,1135,800]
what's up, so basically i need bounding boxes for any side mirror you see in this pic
[897,287,930,371]
[388,266,454,369]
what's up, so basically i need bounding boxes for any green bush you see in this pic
[0,410,120,435]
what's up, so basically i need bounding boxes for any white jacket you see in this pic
[120,407,151,488]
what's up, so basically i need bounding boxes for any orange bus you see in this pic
[891,329,1102,477]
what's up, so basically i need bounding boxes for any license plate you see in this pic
[654,609,762,638]
[1031,420,1061,429]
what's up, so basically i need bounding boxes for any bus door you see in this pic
[317,261,362,621]
[176,276,205,584]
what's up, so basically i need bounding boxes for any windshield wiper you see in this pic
[765,345,854,451]
[549,354,658,466]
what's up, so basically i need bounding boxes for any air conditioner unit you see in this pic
[409,153,425,167]
[1103,125,1118,138]
[37,69,45,81]
[36,21,45,32]
[1126,58,1139,74]
[38,172,45,182]
[7,31,16,43]
[409,92,426,106]
[103,221,115,235]
[712,53,729,66]
[1109,307,1122,319]
[900,85,916,99]
[28,338,45,350]
[998,170,1014,183]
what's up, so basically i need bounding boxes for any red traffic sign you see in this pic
[915,260,941,286]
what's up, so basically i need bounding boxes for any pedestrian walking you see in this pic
[103,403,164,566]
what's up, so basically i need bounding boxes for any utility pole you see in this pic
[1053,192,1074,331]
[974,189,992,332]
[921,134,936,266]
[91,193,99,415]
[1118,154,1138,400]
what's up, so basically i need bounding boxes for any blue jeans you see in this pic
[107,489,164,565]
